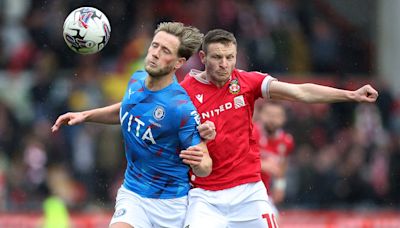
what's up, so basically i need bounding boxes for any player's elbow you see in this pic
[295,84,317,103]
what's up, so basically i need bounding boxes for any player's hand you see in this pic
[354,84,378,102]
[51,112,85,132]
[197,120,216,142]
[179,145,204,167]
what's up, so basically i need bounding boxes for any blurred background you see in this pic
[0,0,399,227]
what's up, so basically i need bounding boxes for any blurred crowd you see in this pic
[0,0,399,212]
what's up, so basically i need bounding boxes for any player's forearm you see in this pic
[271,81,356,103]
[83,102,121,124]
[192,152,212,177]
[296,83,355,103]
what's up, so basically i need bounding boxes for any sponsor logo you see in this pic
[153,106,165,121]
[113,208,126,218]
[234,95,246,109]
[201,102,233,119]
[200,95,246,119]
[121,112,157,144]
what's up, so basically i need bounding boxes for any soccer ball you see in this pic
[63,7,111,54]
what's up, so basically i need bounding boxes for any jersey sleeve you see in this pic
[244,70,277,100]
[177,98,202,149]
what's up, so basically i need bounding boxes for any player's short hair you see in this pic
[155,22,204,60]
[202,29,237,54]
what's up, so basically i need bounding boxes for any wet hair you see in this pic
[202,29,237,54]
[155,22,204,60]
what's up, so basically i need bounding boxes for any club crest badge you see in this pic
[229,79,240,94]
[153,106,165,121]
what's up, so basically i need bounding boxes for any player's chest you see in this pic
[122,90,171,115]
[190,85,250,121]
[120,94,174,136]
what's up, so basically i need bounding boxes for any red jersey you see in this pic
[253,124,294,191]
[180,69,276,190]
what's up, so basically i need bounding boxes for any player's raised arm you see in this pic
[180,142,212,177]
[51,102,121,132]
[269,81,378,103]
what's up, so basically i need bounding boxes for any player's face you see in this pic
[200,42,237,87]
[260,104,286,133]
[145,31,185,77]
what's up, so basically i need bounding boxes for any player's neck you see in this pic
[146,73,174,91]
[203,73,229,88]
[211,80,228,88]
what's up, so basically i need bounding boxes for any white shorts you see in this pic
[267,196,279,219]
[110,185,187,228]
[184,181,278,228]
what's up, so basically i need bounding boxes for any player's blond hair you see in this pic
[202,29,237,54]
[155,22,203,60]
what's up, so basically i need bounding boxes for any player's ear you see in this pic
[174,57,186,70]
[199,50,206,64]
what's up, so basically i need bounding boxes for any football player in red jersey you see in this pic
[253,101,294,217]
[180,29,378,228]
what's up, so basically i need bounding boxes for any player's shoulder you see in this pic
[171,81,190,96]
[171,90,197,114]
[130,70,147,81]
[183,69,209,84]
[188,69,203,78]
[126,70,146,87]
[168,81,194,101]
[235,69,271,78]
[181,69,197,81]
